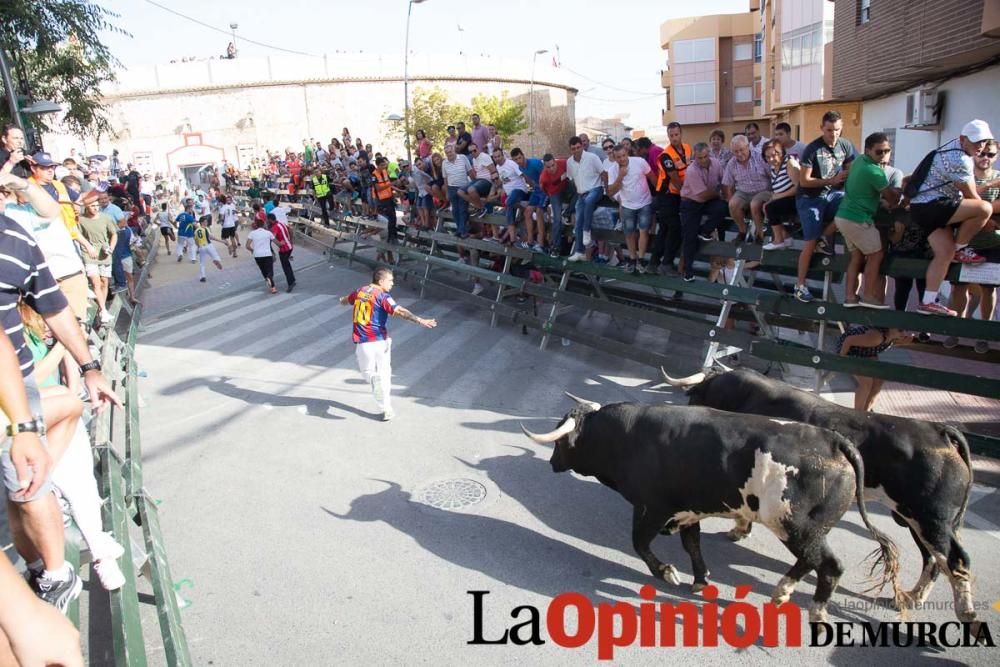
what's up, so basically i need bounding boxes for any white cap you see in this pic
[961,119,993,143]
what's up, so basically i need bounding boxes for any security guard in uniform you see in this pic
[313,167,333,226]
[649,122,693,274]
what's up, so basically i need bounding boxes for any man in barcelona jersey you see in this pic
[339,267,437,421]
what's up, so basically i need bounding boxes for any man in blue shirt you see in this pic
[97,191,125,226]
[511,148,547,251]
[175,201,197,263]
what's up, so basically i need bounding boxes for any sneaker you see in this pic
[637,262,649,275]
[815,238,834,256]
[531,243,545,254]
[34,567,82,614]
[974,340,990,354]
[382,408,396,422]
[917,301,957,316]
[270,287,278,294]
[92,558,126,591]
[608,254,621,267]
[762,240,790,251]
[190,259,197,264]
[859,296,890,310]
[515,241,530,250]
[549,249,561,258]
[794,285,814,303]
[622,261,635,273]
[698,234,715,242]
[286,282,295,293]
[471,282,485,296]
[683,274,696,283]
[943,336,959,349]
[566,252,587,262]
[177,256,182,262]
[593,255,609,265]
[953,247,986,264]
[199,277,207,283]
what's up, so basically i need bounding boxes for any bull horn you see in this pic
[521,418,577,444]
[660,367,706,387]
[713,358,734,373]
[564,392,601,411]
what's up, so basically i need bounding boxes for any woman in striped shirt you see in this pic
[762,139,800,250]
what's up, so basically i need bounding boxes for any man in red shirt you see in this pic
[540,153,571,257]
[268,212,296,292]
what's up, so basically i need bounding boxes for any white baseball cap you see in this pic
[961,119,993,143]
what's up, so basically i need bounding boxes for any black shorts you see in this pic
[764,195,797,224]
[910,198,960,235]
[159,226,176,240]
[221,226,237,239]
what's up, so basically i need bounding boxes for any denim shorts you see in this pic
[527,189,547,208]
[1,374,53,503]
[468,179,492,197]
[795,191,843,241]
[418,193,434,210]
[620,204,652,233]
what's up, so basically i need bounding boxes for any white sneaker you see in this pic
[566,252,587,262]
[762,240,789,251]
[92,558,126,591]
[382,408,396,421]
[582,231,593,247]
[471,282,485,296]
[608,254,621,267]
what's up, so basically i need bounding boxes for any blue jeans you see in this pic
[505,189,527,228]
[448,185,468,235]
[795,191,844,241]
[574,187,603,253]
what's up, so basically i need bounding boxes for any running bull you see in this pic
[663,366,976,624]
[522,394,903,621]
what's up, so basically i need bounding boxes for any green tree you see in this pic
[470,91,527,141]
[392,86,470,153]
[0,0,128,138]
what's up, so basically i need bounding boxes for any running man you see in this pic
[218,195,240,257]
[193,219,224,283]
[339,267,437,421]
[175,201,197,263]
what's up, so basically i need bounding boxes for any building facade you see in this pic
[659,3,765,144]
[832,0,1000,171]
[41,54,577,178]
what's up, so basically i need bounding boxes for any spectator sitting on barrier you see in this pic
[793,110,857,303]
[428,153,447,208]
[511,148,547,252]
[772,122,806,161]
[567,136,607,262]
[410,157,434,231]
[834,132,899,309]
[722,135,771,244]
[442,143,475,238]
[837,325,913,411]
[745,121,770,157]
[761,139,800,250]
[708,129,733,169]
[113,214,139,306]
[491,148,530,248]
[678,142,727,281]
[540,153,571,258]
[944,139,1000,352]
[607,143,653,274]
[461,143,496,216]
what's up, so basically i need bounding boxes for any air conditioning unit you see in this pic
[904,89,943,129]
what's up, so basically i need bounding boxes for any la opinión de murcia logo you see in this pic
[467,587,994,660]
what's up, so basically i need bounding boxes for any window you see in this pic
[753,77,762,106]
[665,87,671,111]
[858,0,871,25]
[673,38,715,63]
[674,81,716,105]
[754,32,763,63]
[734,86,753,104]
[734,42,753,61]
[781,21,827,69]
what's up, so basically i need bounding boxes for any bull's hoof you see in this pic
[958,610,977,624]
[726,528,749,542]
[691,580,709,594]
[658,564,681,586]
[808,604,828,623]
[905,586,932,607]
[968,621,984,643]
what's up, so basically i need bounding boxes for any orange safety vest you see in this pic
[656,143,693,196]
[372,168,394,201]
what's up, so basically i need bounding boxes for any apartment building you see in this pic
[832,0,1000,171]
[761,0,861,147]
[659,3,765,143]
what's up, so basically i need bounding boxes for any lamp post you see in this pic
[529,49,548,156]
[404,0,428,167]
[230,23,238,58]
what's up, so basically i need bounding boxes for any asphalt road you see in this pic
[127,257,1000,666]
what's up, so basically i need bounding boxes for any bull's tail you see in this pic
[834,434,908,615]
[943,425,973,534]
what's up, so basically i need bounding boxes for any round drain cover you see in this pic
[415,478,488,511]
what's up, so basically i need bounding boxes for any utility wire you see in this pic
[143,0,320,58]
[560,64,663,96]
[577,92,664,103]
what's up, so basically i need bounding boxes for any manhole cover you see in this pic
[415,478,488,510]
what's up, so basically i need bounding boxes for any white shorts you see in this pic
[121,257,134,273]
[198,244,222,262]
[85,263,112,278]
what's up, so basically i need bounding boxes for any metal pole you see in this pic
[404,0,415,167]
[529,53,537,156]
[0,47,22,129]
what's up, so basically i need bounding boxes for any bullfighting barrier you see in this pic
[73,228,193,665]
[232,186,1000,458]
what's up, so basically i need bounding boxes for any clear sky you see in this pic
[99,0,748,129]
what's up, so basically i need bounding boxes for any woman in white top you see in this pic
[761,139,800,250]
[245,218,279,294]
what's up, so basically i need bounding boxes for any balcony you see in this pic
[661,70,671,88]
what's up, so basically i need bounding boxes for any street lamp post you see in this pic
[230,23,239,57]
[404,0,428,167]
[529,49,548,156]
[0,46,23,129]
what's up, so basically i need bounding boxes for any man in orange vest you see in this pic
[648,123,693,274]
[372,157,402,261]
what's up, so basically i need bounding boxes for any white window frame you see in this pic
[673,38,715,64]
[860,0,871,25]
[734,42,753,61]
[734,86,753,104]
[674,81,716,106]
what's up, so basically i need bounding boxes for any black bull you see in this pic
[522,398,904,622]
[663,366,976,624]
